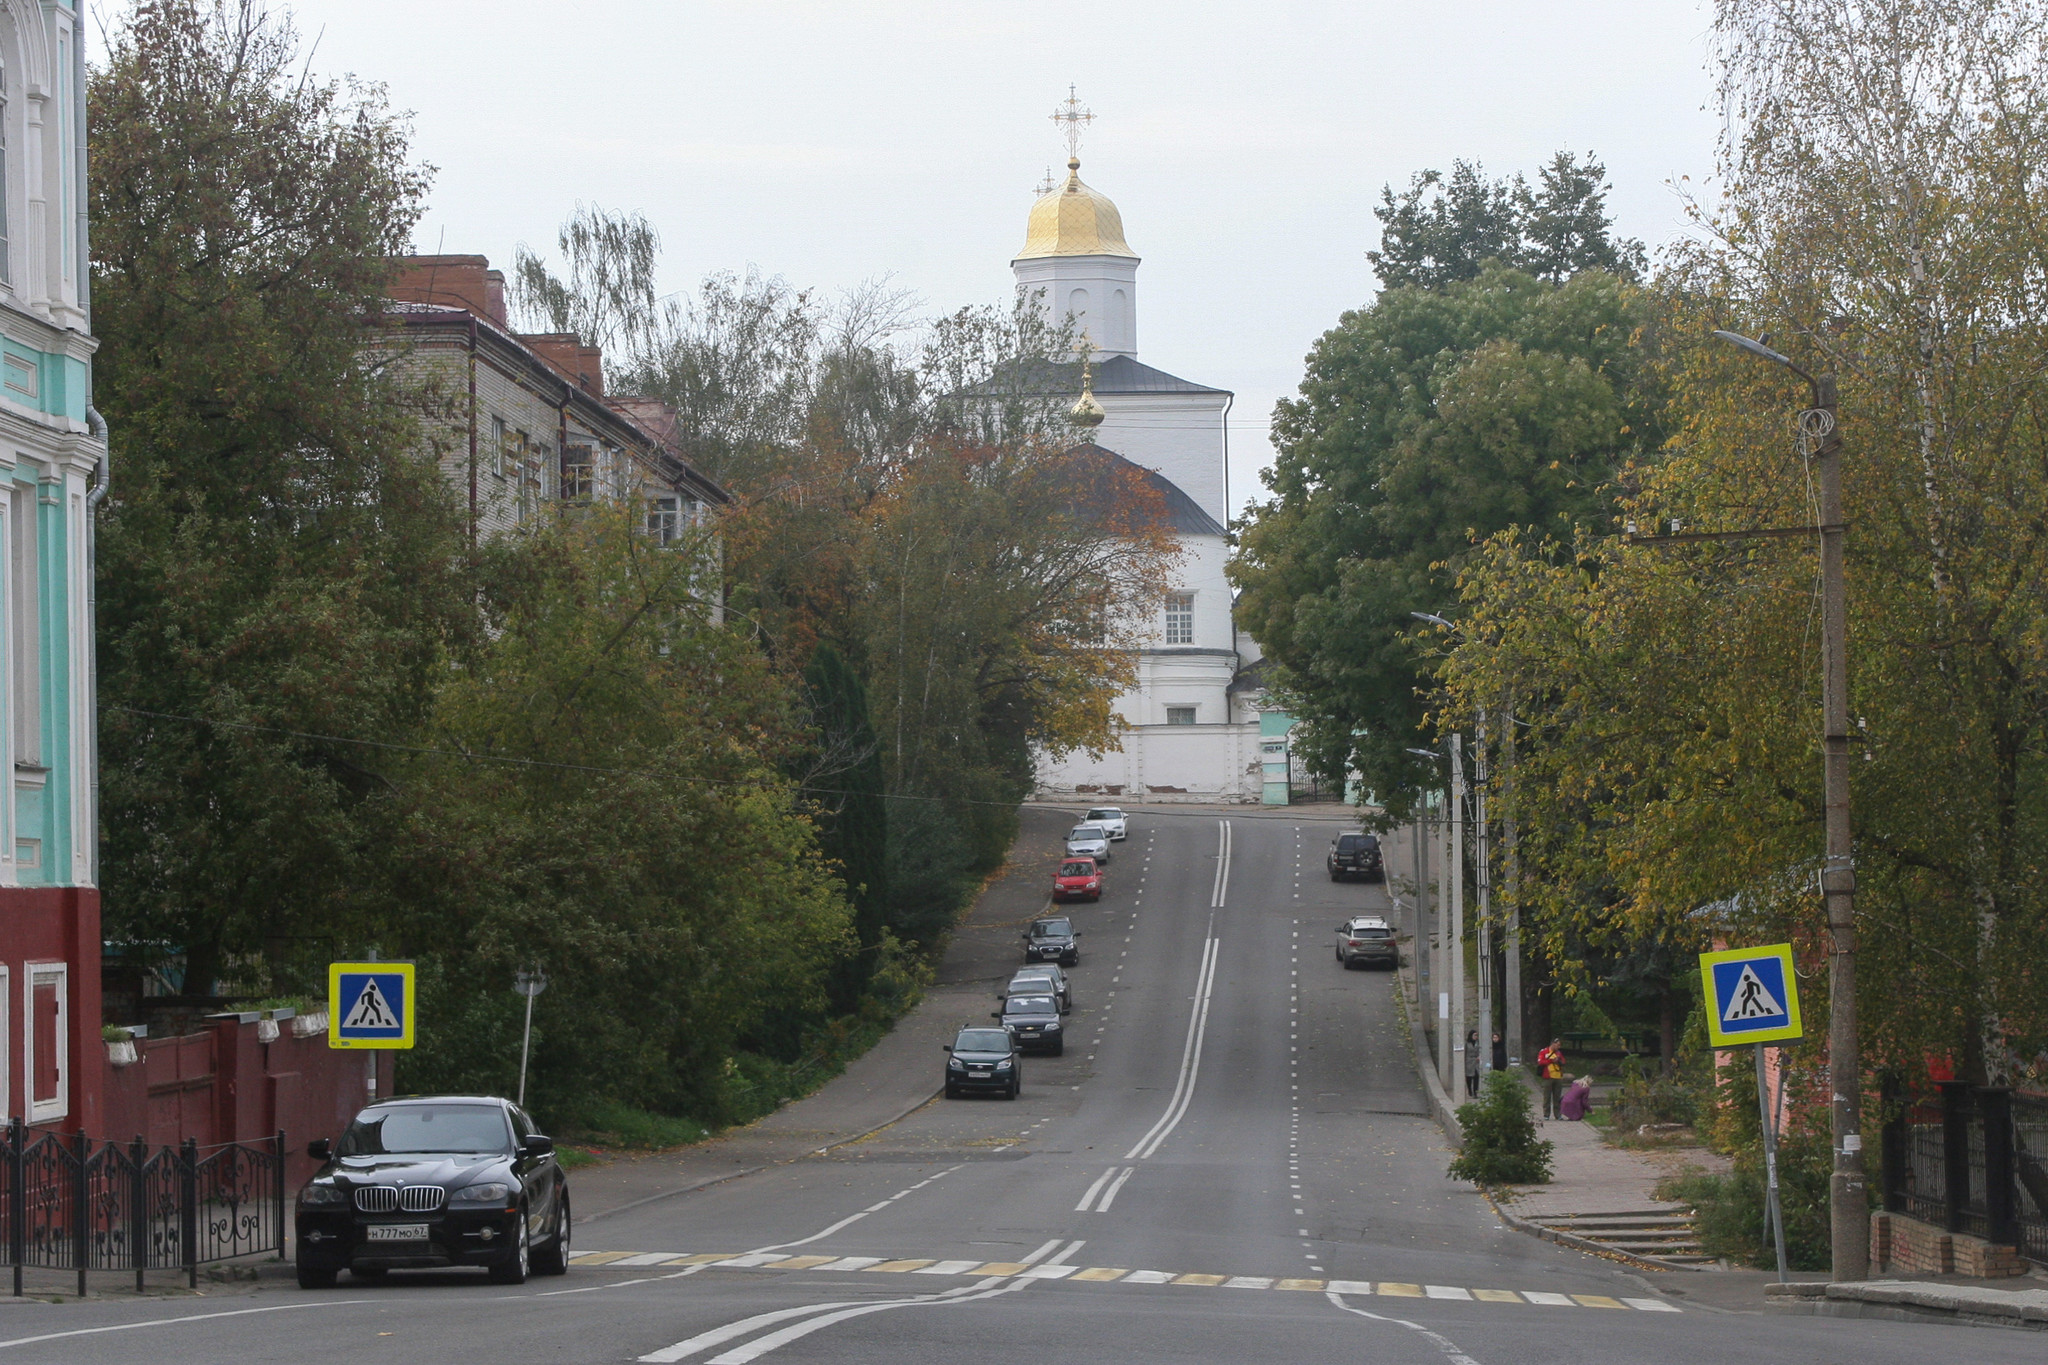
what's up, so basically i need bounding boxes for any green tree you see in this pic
[90,0,466,993]
[799,644,889,1009]
[1368,153,1645,290]
[1231,263,1659,812]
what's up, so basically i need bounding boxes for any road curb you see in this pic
[583,1086,943,1225]
[1391,951,1463,1147]
[1480,1187,1694,1276]
[1765,1278,2048,1332]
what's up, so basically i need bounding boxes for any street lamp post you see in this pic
[1406,745,1447,1086]
[1709,330,1865,1280]
[1449,733,1467,1102]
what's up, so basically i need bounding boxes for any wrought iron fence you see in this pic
[0,1119,286,1295]
[1883,1081,2047,1267]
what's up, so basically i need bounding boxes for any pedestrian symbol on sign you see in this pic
[328,961,416,1049]
[1698,944,1803,1048]
[1723,964,1785,1023]
[343,978,399,1030]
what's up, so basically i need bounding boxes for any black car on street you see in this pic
[1327,831,1384,882]
[945,1026,1022,1098]
[992,992,1065,1054]
[1022,916,1080,965]
[294,1096,570,1288]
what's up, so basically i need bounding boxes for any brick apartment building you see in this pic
[380,256,728,586]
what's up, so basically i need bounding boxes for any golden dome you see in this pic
[1016,158,1136,260]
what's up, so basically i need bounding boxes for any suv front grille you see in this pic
[354,1185,447,1213]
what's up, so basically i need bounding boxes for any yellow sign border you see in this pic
[1698,943,1803,1047]
[328,961,416,1050]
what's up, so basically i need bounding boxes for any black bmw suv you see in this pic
[1327,831,1384,882]
[294,1096,570,1288]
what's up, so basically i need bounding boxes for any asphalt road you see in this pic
[1,810,2036,1363]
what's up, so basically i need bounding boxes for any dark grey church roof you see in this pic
[982,354,1231,398]
[1057,443,1226,537]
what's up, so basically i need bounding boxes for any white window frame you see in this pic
[490,415,508,479]
[25,960,66,1123]
[1164,591,1195,646]
[1166,705,1198,726]
[0,965,9,1123]
[647,495,682,544]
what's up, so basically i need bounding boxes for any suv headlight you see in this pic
[297,1182,345,1207]
[994,1059,1014,1071]
[1044,1021,1061,1031]
[948,1057,965,1070]
[449,1182,514,1206]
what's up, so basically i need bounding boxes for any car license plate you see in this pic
[366,1224,429,1241]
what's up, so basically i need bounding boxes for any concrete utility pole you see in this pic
[1449,734,1467,1102]
[1699,331,1864,1280]
[1437,782,1453,1095]
[1412,802,1430,1021]
[1475,713,1492,1088]
[1504,714,1522,1070]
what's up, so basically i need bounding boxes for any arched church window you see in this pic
[1067,287,1090,325]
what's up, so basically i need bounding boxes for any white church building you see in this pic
[1013,150,1272,803]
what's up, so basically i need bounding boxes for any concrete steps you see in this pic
[1524,1208,1717,1269]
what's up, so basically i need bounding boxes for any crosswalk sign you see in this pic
[1698,943,1803,1047]
[329,962,416,1049]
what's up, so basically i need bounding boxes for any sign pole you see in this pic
[1757,1042,1789,1282]
[518,987,536,1107]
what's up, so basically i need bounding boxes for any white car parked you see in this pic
[1065,823,1112,863]
[1084,806,1129,841]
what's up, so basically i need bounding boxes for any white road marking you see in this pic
[1075,1165,1118,1212]
[1125,935,1220,1160]
[0,1302,371,1352]
[1326,1290,1483,1365]
[1210,819,1233,907]
[705,1280,1030,1365]
[1095,1166,1137,1210]
[638,1301,867,1362]
[1020,1237,1064,1264]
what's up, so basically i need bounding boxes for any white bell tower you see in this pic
[1012,90,1140,360]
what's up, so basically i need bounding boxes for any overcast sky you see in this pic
[115,1,1724,513]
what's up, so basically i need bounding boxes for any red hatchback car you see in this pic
[1053,857,1103,902]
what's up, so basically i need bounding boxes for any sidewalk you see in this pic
[575,804,1074,1224]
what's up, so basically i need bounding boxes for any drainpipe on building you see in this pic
[80,27,103,887]
[466,314,478,547]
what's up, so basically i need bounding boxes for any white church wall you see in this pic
[1034,722,1263,803]
[1093,392,1229,528]
[1015,254,1139,359]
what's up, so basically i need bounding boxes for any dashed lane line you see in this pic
[565,1252,1680,1311]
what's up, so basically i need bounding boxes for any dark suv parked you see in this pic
[945,1026,1021,1098]
[1022,917,1080,965]
[992,992,1065,1054]
[1327,831,1384,882]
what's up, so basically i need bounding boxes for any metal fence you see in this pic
[0,1119,286,1295]
[1883,1081,2047,1267]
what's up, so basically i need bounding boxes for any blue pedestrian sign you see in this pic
[329,961,416,1050]
[1698,943,1803,1047]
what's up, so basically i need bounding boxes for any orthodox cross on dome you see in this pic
[1051,84,1095,163]
[1035,165,1058,195]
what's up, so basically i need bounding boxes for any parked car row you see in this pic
[945,808,1128,1101]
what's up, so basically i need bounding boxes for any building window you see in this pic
[26,961,66,1123]
[561,445,593,501]
[647,496,682,544]
[1166,706,1197,726]
[1164,591,1194,645]
[490,416,508,479]
[11,480,39,768]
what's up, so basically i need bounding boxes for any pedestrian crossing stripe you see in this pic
[1698,943,1803,1047]
[563,1251,1681,1311]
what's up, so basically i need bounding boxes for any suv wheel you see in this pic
[296,1263,338,1289]
[487,1213,531,1285]
[532,1191,571,1276]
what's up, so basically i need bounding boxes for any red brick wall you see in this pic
[1,886,103,1135]
[1870,1210,2029,1278]
[102,1014,371,1187]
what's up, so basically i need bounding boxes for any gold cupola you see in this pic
[1016,158,1137,260]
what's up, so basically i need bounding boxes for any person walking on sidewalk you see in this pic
[1537,1038,1566,1119]
[1464,1030,1481,1101]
